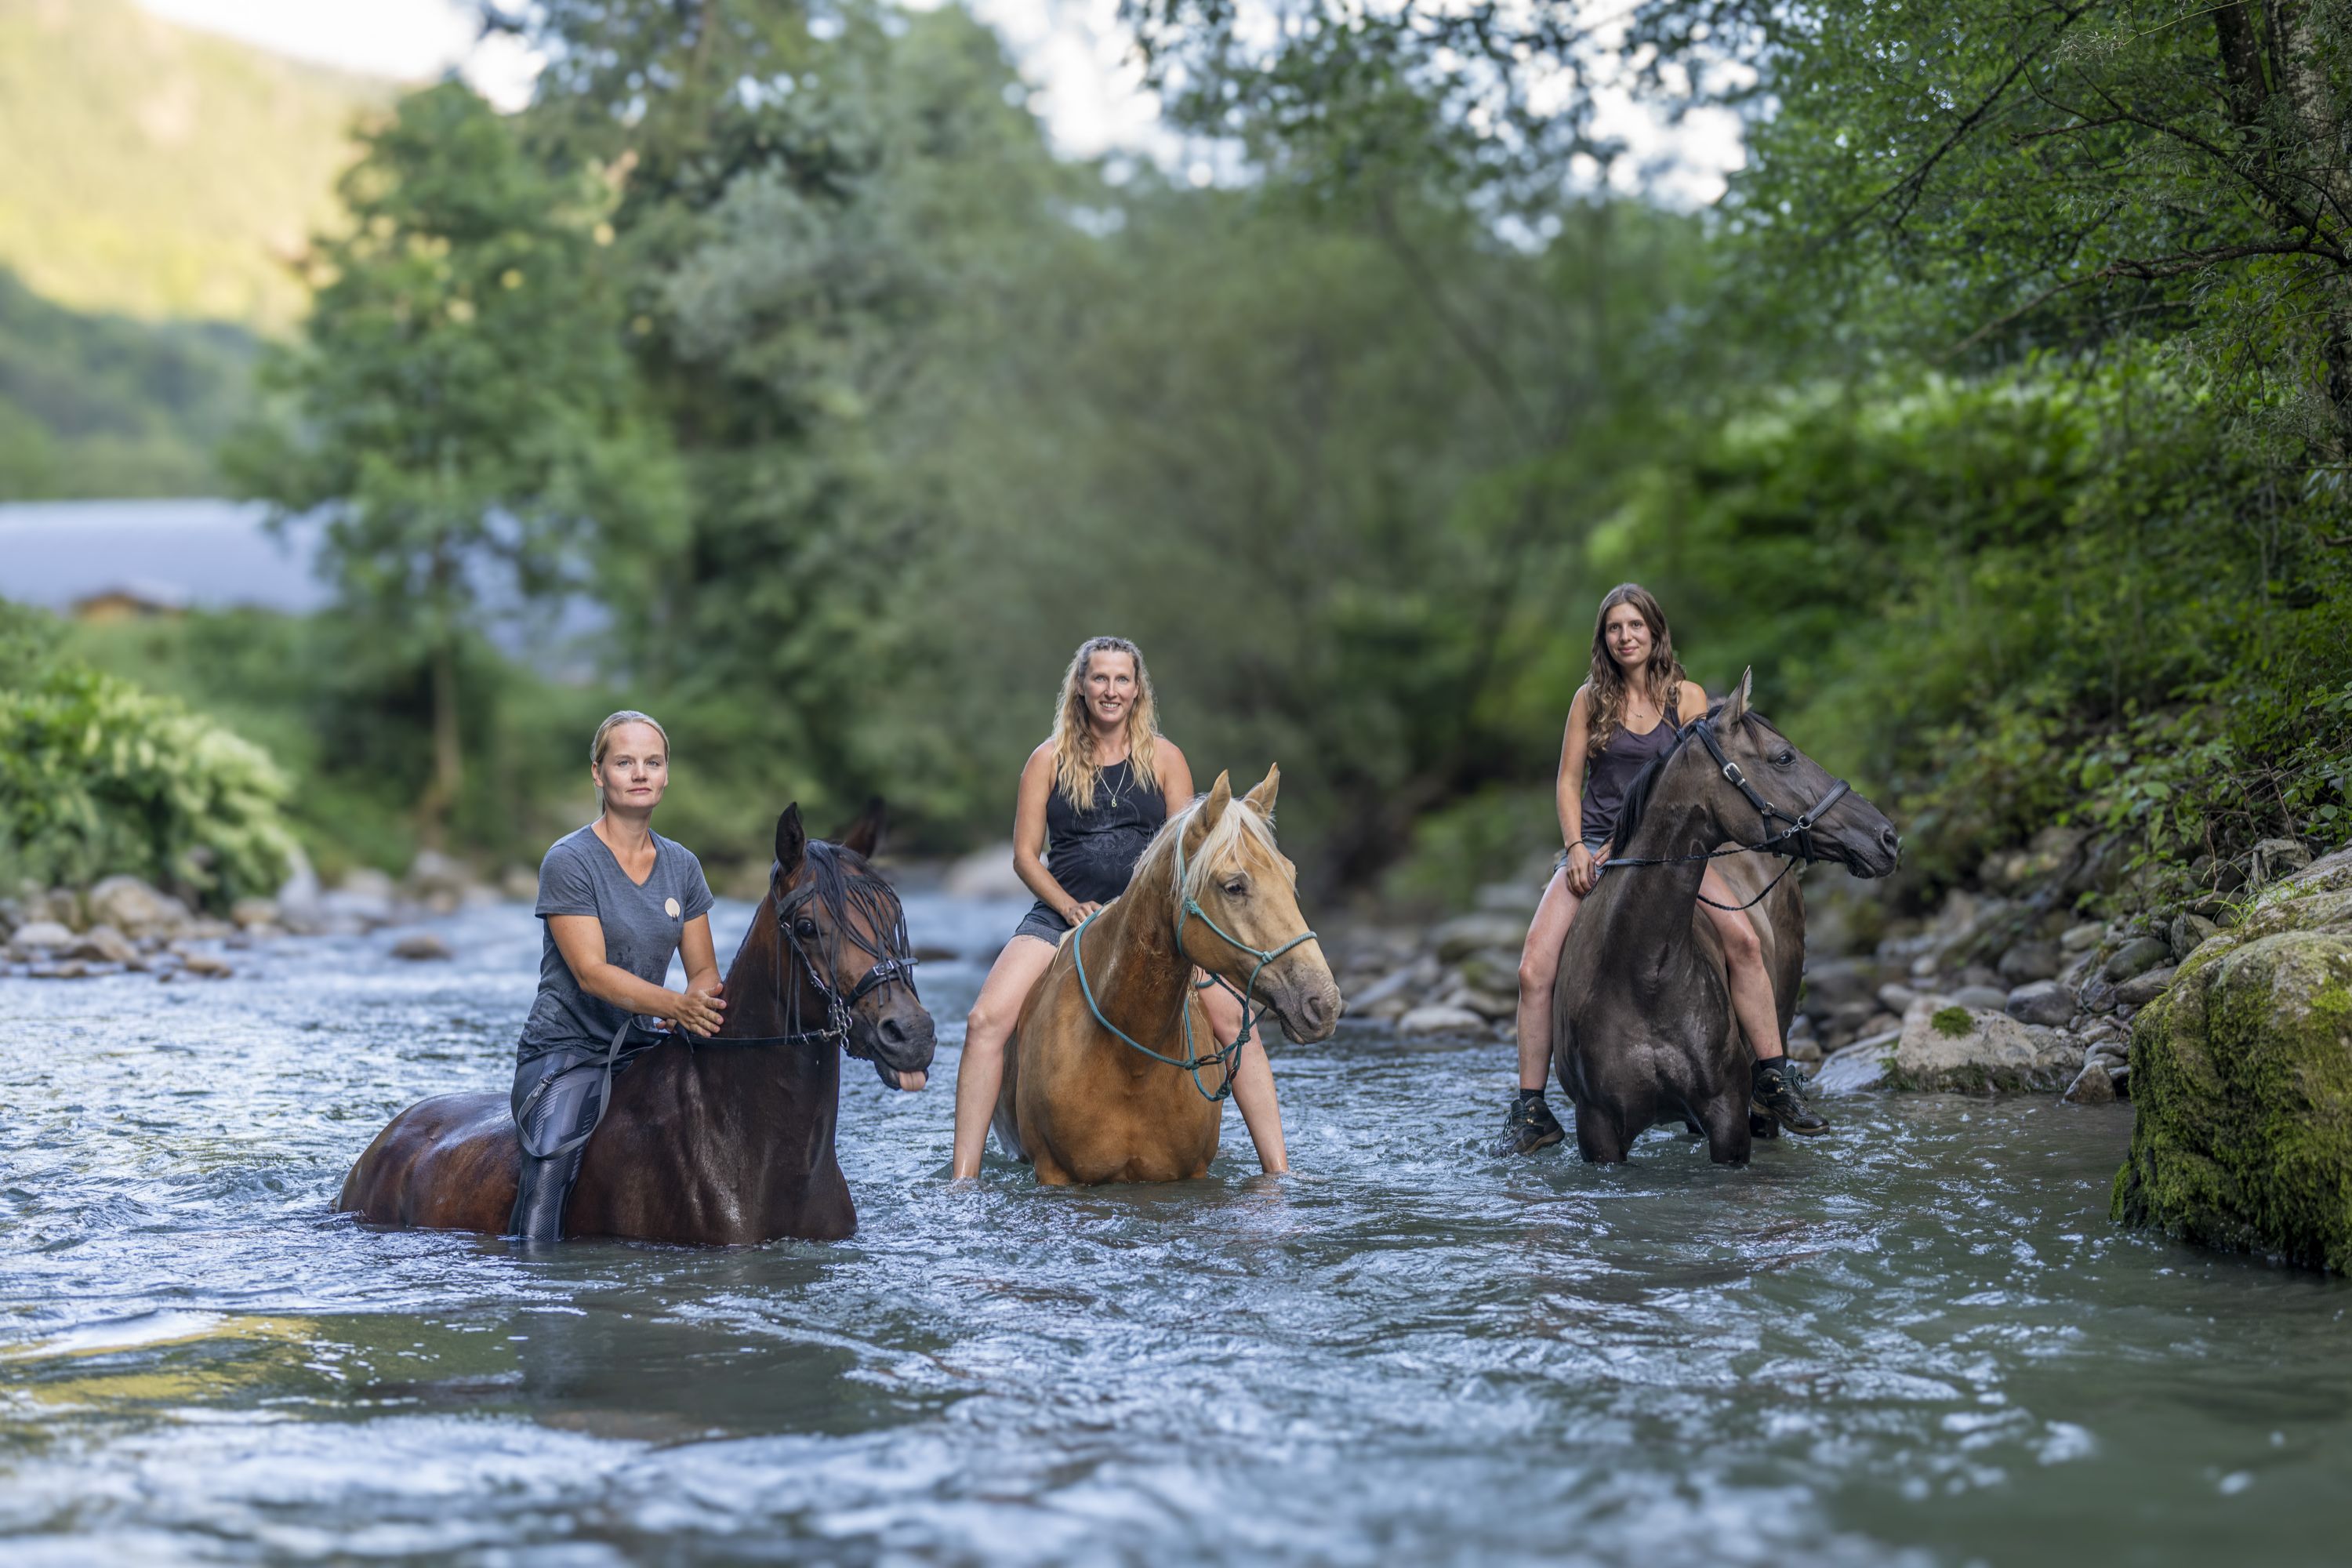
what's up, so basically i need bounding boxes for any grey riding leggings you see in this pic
[508,1045,625,1243]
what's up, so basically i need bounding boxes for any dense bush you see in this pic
[0,605,296,903]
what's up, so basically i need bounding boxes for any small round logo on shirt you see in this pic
[665,897,681,919]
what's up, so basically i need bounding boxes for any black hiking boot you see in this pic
[1492,1089,1566,1156]
[1750,1056,1828,1136]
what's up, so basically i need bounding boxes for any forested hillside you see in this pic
[0,0,379,329]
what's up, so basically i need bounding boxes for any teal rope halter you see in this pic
[1069,824,1319,1102]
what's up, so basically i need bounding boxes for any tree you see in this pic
[230,81,680,847]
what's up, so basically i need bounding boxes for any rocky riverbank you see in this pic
[0,851,535,979]
[1320,827,2344,1105]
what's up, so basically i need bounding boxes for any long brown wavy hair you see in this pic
[1049,636,1162,811]
[1586,583,1687,753]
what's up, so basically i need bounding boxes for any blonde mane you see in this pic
[1130,790,1284,909]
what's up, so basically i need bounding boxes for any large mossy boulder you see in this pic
[2112,847,2352,1270]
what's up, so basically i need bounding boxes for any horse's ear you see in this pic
[775,804,808,883]
[1185,771,1233,851]
[835,796,885,860]
[1720,666,1754,726]
[1242,764,1279,820]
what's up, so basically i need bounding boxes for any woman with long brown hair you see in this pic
[1494,584,1825,1154]
[949,636,1290,1179]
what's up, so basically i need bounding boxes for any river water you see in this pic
[2,891,2347,1566]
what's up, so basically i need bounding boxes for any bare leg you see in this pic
[1700,868,1781,1061]
[1200,976,1286,1173]
[951,935,1060,1178]
[1512,866,1584,1091]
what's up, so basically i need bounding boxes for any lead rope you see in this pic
[1071,827,1316,1102]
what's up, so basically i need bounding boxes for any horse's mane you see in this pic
[1130,789,1282,906]
[787,839,909,962]
[1604,699,1786,853]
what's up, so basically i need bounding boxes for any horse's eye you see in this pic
[1222,878,1247,897]
[794,917,820,939]
[1773,751,1796,766]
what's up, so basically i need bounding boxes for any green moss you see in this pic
[2113,923,2352,1272]
[1932,1005,1974,1038]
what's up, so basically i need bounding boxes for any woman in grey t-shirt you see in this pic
[508,710,724,1243]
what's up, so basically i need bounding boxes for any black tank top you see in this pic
[1044,757,1167,906]
[1580,691,1682,848]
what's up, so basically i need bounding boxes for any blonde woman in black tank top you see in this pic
[949,637,1291,1180]
[1494,585,1826,1155]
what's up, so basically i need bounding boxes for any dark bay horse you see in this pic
[1552,671,1901,1164]
[994,768,1343,1185]
[337,803,936,1244]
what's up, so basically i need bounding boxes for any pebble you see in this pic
[1396,1005,1488,1037]
[2005,980,2074,1027]
[2112,965,2178,1008]
[2063,1059,2117,1105]
[390,931,455,962]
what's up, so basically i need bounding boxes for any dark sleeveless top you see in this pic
[1579,691,1682,849]
[1020,757,1167,932]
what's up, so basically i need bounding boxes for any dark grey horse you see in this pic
[1552,670,1901,1164]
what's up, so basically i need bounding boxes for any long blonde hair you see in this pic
[1049,636,1162,811]
[1586,583,1687,753]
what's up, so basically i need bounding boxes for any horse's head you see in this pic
[771,800,938,1089]
[1696,670,1902,878]
[1174,767,1345,1044]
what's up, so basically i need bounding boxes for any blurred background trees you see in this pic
[2,0,2344,909]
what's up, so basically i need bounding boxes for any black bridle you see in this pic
[1601,715,1855,911]
[764,860,920,1053]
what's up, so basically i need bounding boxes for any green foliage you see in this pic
[230,79,683,840]
[0,0,380,331]
[65,608,610,881]
[0,267,254,499]
[1932,1007,1974,1039]
[0,603,296,903]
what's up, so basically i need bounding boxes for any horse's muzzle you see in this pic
[1269,974,1345,1044]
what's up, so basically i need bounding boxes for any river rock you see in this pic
[499,864,540,902]
[2060,922,2105,953]
[321,868,399,929]
[7,920,74,956]
[2113,853,2352,1269]
[2169,913,2220,963]
[1950,984,2011,1011]
[1998,942,2063,984]
[1800,956,1883,1013]
[1431,913,1527,963]
[2103,936,2170,983]
[86,876,191,939]
[942,843,1025,900]
[1876,982,1918,1015]
[1473,880,1543,916]
[2112,965,2178,1009]
[1348,957,1435,1011]
[1883,1003,2084,1093]
[2249,838,2314,889]
[1812,1029,1901,1094]
[1397,1004,1487,1037]
[2063,1058,2118,1105]
[178,952,233,978]
[1456,949,1520,995]
[63,925,140,967]
[2005,980,2074,1026]
[390,931,454,962]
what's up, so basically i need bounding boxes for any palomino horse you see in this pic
[1552,671,1902,1164]
[337,803,935,1243]
[993,768,1344,1185]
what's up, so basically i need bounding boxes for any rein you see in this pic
[1601,716,1854,912]
[1070,823,1317,1102]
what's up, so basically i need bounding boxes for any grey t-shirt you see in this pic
[519,825,716,1062]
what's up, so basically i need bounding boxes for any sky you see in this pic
[131,0,1740,202]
